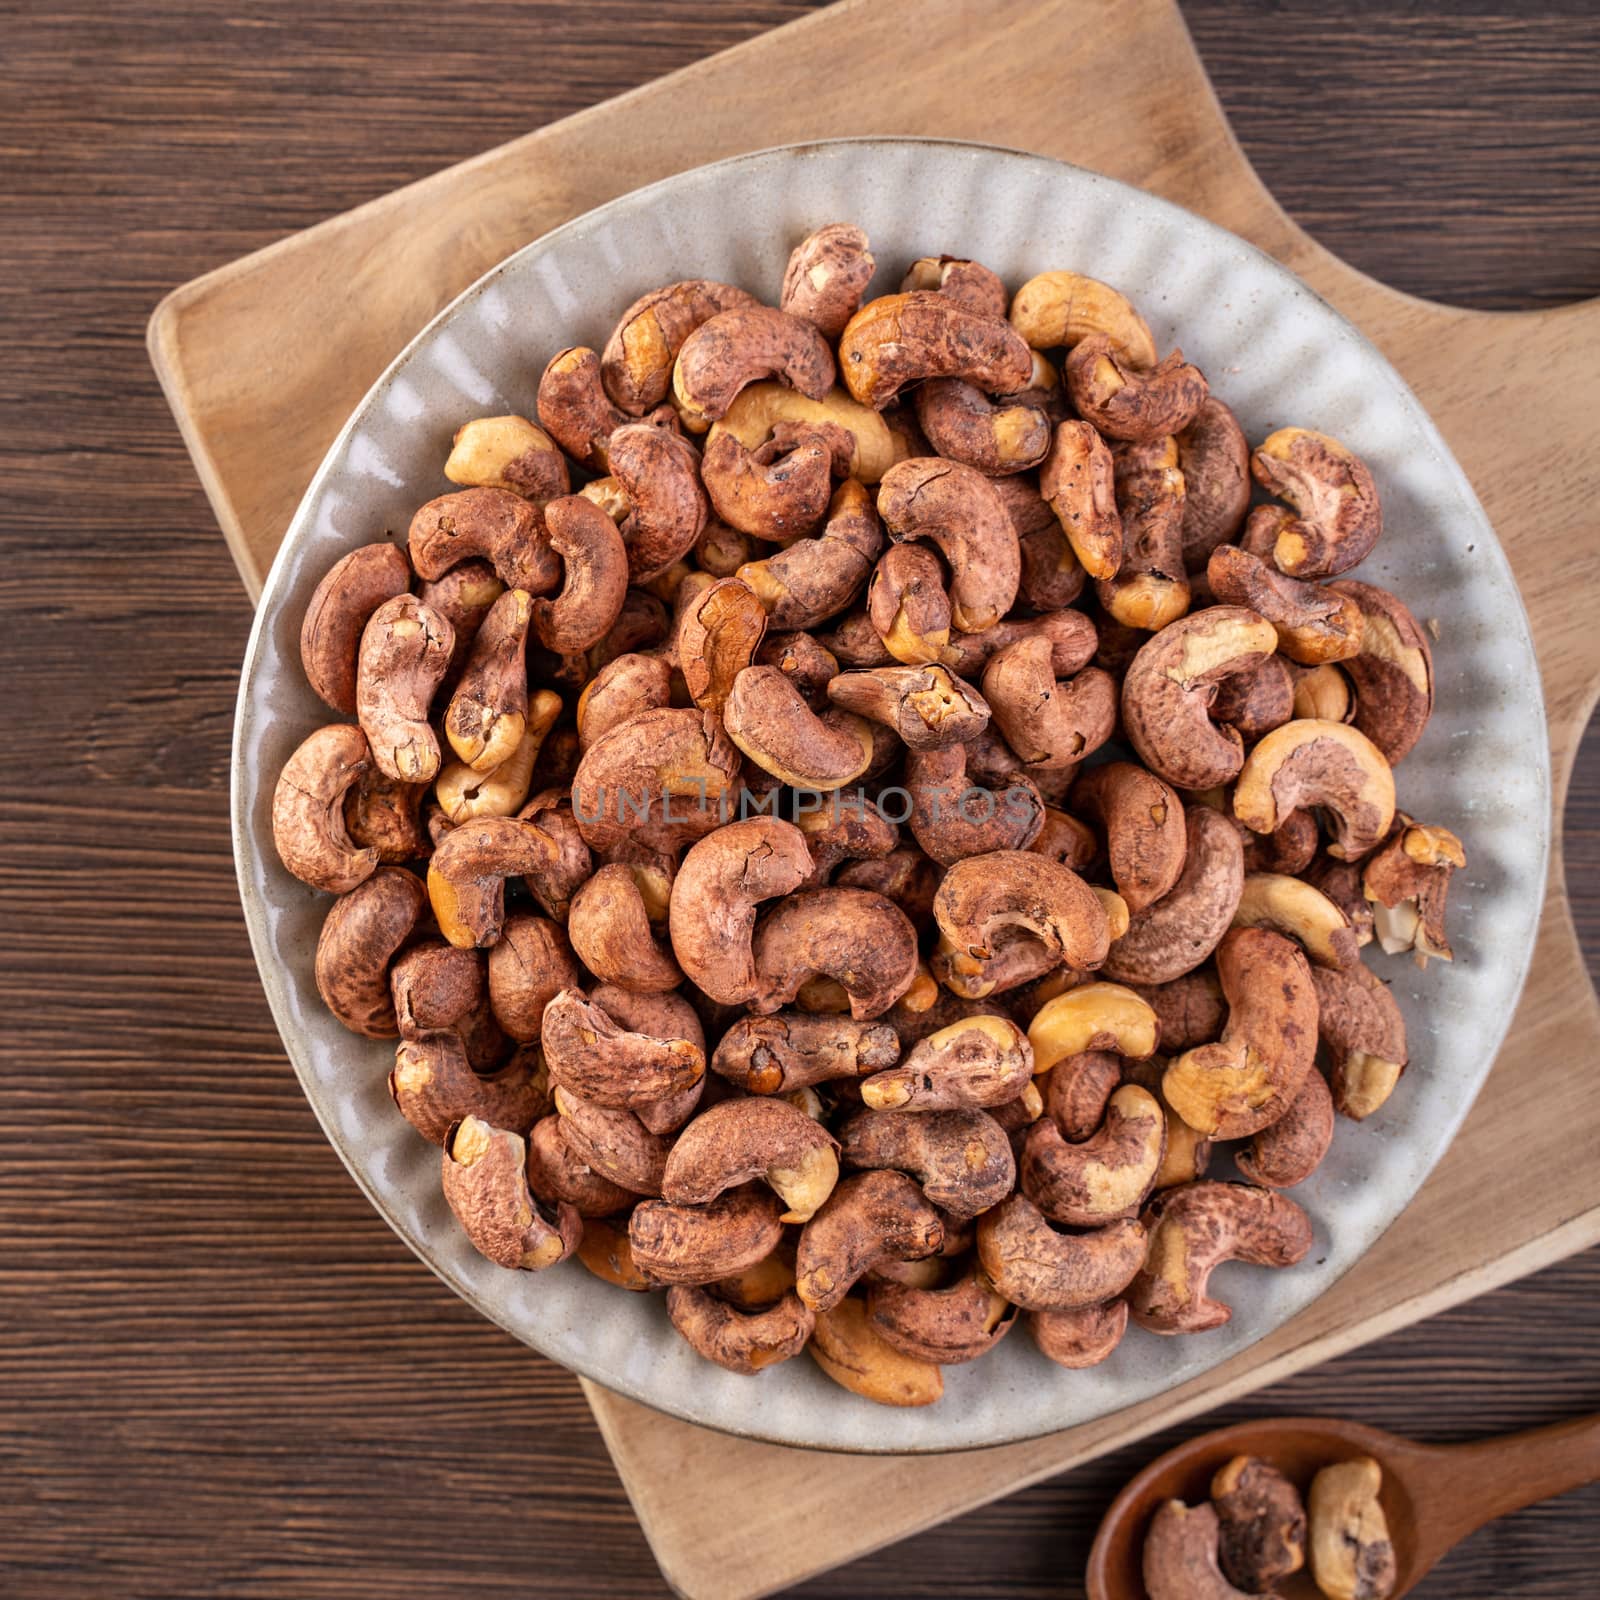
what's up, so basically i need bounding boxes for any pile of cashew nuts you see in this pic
[271,221,1466,1406]
[1145,1451,1396,1600]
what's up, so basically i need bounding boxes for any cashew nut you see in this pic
[1312,959,1409,1120]
[537,346,674,471]
[1235,1064,1335,1188]
[1309,1457,1397,1600]
[272,724,379,893]
[1028,983,1159,1070]
[540,987,704,1112]
[300,542,412,713]
[663,1096,840,1223]
[1175,397,1251,568]
[877,457,1020,632]
[581,423,709,582]
[904,254,1009,318]
[795,1169,944,1311]
[1210,1454,1308,1591]
[1163,927,1317,1139]
[723,664,874,790]
[1021,1084,1166,1225]
[569,706,743,855]
[1234,718,1396,861]
[859,1013,1033,1112]
[344,765,430,864]
[839,1105,1016,1219]
[913,377,1052,475]
[1067,335,1207,444]
[628,1184,787,1284]
[1128,1179,1313,1333]
[442,587,533,773]
[528,497,629,654]
[390,1032,548,1148]
[1363,817,1463,966]
[710,382,903,483]
[313,866,427,1037]
[602,278,758,413]
[356,593,455,782]
[867,541,952,665]
[976,1193,1147,1310]
[1328,580,1434,764]
[525,1113,638,1216]
[838,290,1033,409]
[1141,1499,1274,1600]
[408,486,561,593]
[712,1010,898,1094]
[736,477,884,629]
[553,1085,671,1196]
[825,662,989,750]
[1102,805,1245,986]
[672,304,836,428]
[1039,418,1121,579]
[1009,270,1156,367]
[747,886,920,1021]
[866,1268,1016,1363]
[435,689,561,823]
[426,816,559,949]
[440,1116,581,1271]
[1231,869,1359,971]
[1097,434,1191,629]
[1030,1298,1130,1369]
[808,1295,943,1407]
[1208,544,1364,664]
[1251,427,1382,578]
[666,1284,815,1374]
[1210,654,1296,744]
[445,414,569,504]
[981,639,1117,771]
[1121,606,1280,790]
[780,223,876,336]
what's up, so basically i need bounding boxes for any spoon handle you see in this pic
[1423,1413,1600,1550]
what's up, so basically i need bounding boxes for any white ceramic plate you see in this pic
[233,138,1548,1453]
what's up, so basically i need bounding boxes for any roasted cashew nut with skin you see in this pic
[314,866,428,1037]
[602,278,758,414]
[435,689,562,824]
[1121,605,1280,791]
[711,1011,899,1094]
[1251,427,1382,579]
[554,1087,670,1197]
[1234,718,1396,862]
[672,304,837,428]
[1072,761,1188,913]
[1008,270,1158,368]
[825,662,989,751]
[528,496,630,655]
[838,290,1033,410]
[808,1296,943,1408]
[1235,1064,1335,1189]
[272,724,379,893]
[1021,1084,1167,1225]
[1210,1455,1308,1591]
[666,1285,815,1375]
[526,1115,638,1218]
[569,706,743,856]
[389,1032,548,1149]
[1102,805,1245,986]
[441,1117,581,1272]
[723,665,875,790]
[877,457,1021,633]
[407,486,562,594]
[1328,579,1434,764]
[427,816,562,949]
[749,886,920,1021]
[839,1106,1016,1220]
[737,477,884,629]
[1128,1179,1314,1334]
[1232,870,1360,969]
[865,1269,1017,1364]
[1207,544,1364,665]
[580,423,709,583]
[859,1013,1033,1112]
[780,223,876,338]
[1312,959,1409,1120]
[699,419,848,541]
[443,586,533,774]
[628,1185,787,1285]
[1040,419,1121,579]
[1363,818,1464,966]
[912,377,1053,476]
[934,851,1111,992]
[794,1169,945,1312]
[356,593,455,783]
[668,817,813,1006]
[540,987,704,1112]
[903,254,1009,319]
[445,415,570,505]
[675,576,768,715]
[982,639,1118,770]
[1142,1500,1276,1600]
[1176,397,1251,569]
[867,541,952,665]
[1067,335,1207,444]
[300,542,412,714]
[976,1193,1148,1311]
[663,1096,839,1223]
[566,861,681,993]
[1097,434,1191,630]
[1163,927,1318,1140]
[537,346,677,472]
[1029,1298,1131,1370]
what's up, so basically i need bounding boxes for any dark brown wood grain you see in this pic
[1,2,1596,1597]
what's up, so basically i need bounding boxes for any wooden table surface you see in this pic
[4,2,1598,1595]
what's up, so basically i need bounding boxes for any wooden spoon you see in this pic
[1086,1412,1600,1599]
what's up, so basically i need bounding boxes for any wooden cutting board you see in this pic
[147,0,1600,1595]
